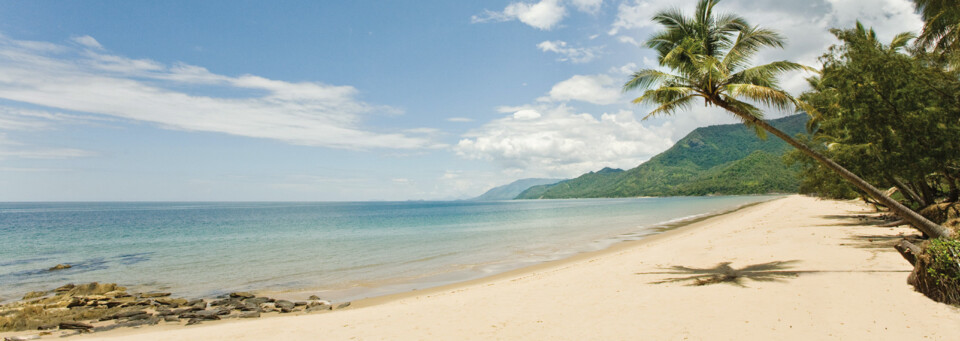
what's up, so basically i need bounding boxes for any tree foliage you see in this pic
[792,22,960,208]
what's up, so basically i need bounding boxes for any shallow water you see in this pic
[0,196,778,302]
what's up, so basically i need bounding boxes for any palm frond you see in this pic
[623,69,686,93]
[722,26,787,71]
[637,92,699,120]
[727,61,813,87]
[724,83,796,111]
[889,31,917,52]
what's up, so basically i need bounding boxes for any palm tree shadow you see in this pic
[638,260,802,287]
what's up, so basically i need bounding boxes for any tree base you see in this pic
[906,239,960,305]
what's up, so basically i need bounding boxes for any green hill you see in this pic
[516,115,807,199]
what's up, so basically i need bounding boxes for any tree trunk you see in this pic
[944,170,959,203]
[917,179,937,206]
[895,239,921,265]
[890,176,926,207]
[713,104,955,240]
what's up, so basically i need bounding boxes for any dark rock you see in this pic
[49,264,72,271]
[58,321,93,330]
[275,300,295,310]
[54,283,76,293]
[239,311,261,318]
[185,318,203,326]
[294,301,307,307]
[104,297,135,308]
[239,301,260,312]
[229,292,255,299]
[223,314,239,319]
[139,292,171,298]
[114,310,148,319]
[308,295,321,300]
[179,309,222,320]
[125,313,153,321]
[245,297,272,305]
[305,304,331,312]
[154,298,188,307]
[337,302,351,309]
[173,306,203,314]
[92,325,119,333]
[163,315,179,322]
[97,316,161,332]
[37,323,58,330]
[210,298,240,307]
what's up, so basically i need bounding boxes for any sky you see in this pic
[0,0,926,201]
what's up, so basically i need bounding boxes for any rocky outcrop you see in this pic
[0,283,354,337]
[48,264,71,271]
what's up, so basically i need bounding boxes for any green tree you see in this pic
[798,23,960,207]
[623,0,954,239]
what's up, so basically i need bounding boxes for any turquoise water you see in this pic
[0,196,777,302]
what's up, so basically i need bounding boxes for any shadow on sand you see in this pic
[637,260,910,287]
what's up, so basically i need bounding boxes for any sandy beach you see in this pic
[42,195,960,340]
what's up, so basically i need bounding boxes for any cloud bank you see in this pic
[0,34,437,150]
[455,105,673,177]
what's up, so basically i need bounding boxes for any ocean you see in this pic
[0,196,778,303]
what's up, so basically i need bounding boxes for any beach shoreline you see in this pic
[260,197,775,305]
[7,195,960,340]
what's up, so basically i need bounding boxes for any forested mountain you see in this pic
[516,115,807,199]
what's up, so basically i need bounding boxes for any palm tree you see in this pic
[913,0,960,55]
[624,0,954,239]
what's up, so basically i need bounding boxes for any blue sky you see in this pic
[0,0,925,201]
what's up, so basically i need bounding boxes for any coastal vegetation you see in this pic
[785,0,960,303]
[614,0,960,302]
[622,0,949,240]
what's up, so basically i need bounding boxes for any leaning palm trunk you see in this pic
[715,101,955,239]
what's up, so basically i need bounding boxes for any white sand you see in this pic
[67,195,960,340]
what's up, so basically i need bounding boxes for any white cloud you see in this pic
[537,40,602,63]
[608,0,678,35]
[446,117,474,122]
[455,105,674,177]
[570,0,603,14]
[0,35,436,150]
[616,35,642,47]
[513,109,542,120]
[0,133,94,159]
[71,35,102,49]
[541,74,621,105]
[609,62,638,75]
[472,0,567,30]
[0,106,111,131]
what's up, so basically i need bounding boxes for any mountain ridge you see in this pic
[516,115,807,199]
